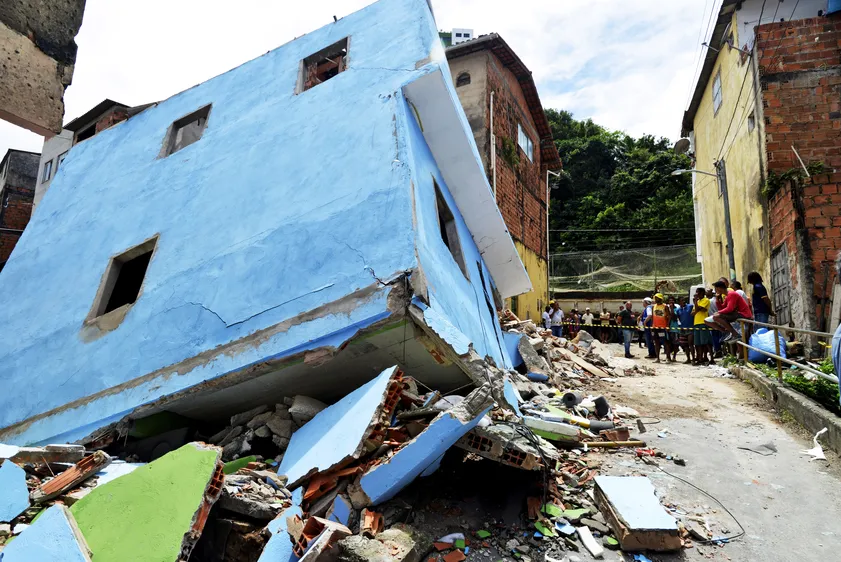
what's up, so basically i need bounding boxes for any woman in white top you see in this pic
[542,305,552,330]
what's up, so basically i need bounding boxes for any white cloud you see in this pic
[0,0,711,157]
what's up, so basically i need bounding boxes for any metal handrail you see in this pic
[735,318,838,384]
[738,317,832,339]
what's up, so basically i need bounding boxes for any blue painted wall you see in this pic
[402,98,510,368]
[0,0,517,445]
[0,505,91,562]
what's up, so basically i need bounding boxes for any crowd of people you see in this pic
[542,272,775,365]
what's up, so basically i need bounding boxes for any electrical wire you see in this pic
[684,0,717,109]
[656,465,747,544]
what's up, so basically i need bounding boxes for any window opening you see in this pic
[301,37,349,92]
[163,105,211,157]
[517,123,534,161]
[57,151,68,171]
[456,72,471,87]
[712,70,723,115]
[75,125,96,144]
[89,237,157,320]
[747,112,756,132]
[42,160,53,183]
[434,179,469,279]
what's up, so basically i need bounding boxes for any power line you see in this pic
[684,0,715,110]
[715,0,768,161]
[550,228,695,232]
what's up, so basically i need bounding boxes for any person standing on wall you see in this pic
[693,287,712,365]
[618,301,636,359]
[550,301,564,338]
[747,272,775,325]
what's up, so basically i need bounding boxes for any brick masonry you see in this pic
[760,14,841,333]
[486,54,547,260]
[0,150,38,268]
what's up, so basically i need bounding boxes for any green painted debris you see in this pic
[71,443,221,562]
[605,536,620,548]
[454,538,466,549]
[476,530,491,539]
[534,521,557,537]
[542,503,563,518]
[561,508,589,520]
[223,455,258,474]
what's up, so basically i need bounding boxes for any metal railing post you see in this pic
[773,327,783,381]
[741,321,749,363]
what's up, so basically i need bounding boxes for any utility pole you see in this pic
[715,160,737,281]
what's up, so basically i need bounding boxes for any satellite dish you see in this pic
[674,138,691,154]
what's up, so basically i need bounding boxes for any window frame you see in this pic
[160,105,212,158]
[56,151,68,171]
[433,178,470,281]
[456,72,471,87]
[42,159,53,183]
[517,123,534,162]
[712,70,723,115]
[298,37,350,94]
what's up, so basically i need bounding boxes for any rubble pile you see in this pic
[0,314,731,561]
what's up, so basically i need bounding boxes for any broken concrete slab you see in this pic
[231,405,271,427]
[257,488,303,562]
[594,476,681,552]
[0,504,92,562]
[455,423,558,471]
[70,443,224,561]
[279,367,402,488]
[289,396,328,426]
[0,460,30,523]
[518,335,550,376]
[351,385,493,507]
[266,415,294,439]
[1,444,86,464]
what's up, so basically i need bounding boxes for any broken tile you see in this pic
[70,443,224,561]
[31,451,112,503]
[0,460,30,523]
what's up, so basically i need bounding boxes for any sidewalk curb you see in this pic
[730,365,841,456]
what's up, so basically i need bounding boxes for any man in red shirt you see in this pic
[705,280,752,342]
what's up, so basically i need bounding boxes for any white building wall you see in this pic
[33,129,73,212]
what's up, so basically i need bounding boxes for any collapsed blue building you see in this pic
[0,0,531,446]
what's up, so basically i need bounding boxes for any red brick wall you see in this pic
[757,16,841,173]
[486,53,547,259]
[0,186,34,265]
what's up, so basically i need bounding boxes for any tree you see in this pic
[545,110,694,252]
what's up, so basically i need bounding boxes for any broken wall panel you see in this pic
[70,443,224,561]
[0,504,92,562]
[0,459,30,522]
[0,1,87,135]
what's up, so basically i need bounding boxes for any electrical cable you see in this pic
[656,465,747,544]
[684,0,718,109]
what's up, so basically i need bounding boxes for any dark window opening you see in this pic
[301,37,349,92]
[456,72,471,87]
[89,237,157,321]
[434,179,469,279]
[163,105,211,157]
[75,125,96,144]
[455,33,462,37]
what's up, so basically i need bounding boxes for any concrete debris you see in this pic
[231,405,271,428]
[0,504,92,562]
[31,451,112,503]
[0,460,30,523]
[219,471,290,520]
[338,523,431,562]
[289,395,329,426]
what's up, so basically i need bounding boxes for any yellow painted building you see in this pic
[509,241,548,321]
[682,0,774,286]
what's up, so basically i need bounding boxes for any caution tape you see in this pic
[547,322,715,332]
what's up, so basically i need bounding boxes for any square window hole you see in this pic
[299,37,349,93]
[161,105,211,157]
[88,236,158,322]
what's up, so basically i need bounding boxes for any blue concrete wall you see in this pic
[402,98,510,368]
[0,460,30,522]
[0,505,90,562]
[0,0,432,443]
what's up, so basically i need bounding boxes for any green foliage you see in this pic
[761,161,827,198]
[784,371,840,416]
[500,136,519,169]
[545,109,695,252]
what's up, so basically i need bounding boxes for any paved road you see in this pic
[593,344,841,562]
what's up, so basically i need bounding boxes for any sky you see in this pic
[0,0,715,157]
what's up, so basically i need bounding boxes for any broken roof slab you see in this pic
[0,504,92,562]
[257,488,304,562]
[279,366,401,488]
[0,460,30,523]
[70,443,223,562]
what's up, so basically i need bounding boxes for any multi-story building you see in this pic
[0,149,40,270]
[447,34,562,321]
[683,0,841,335]
[0,0,528,446]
